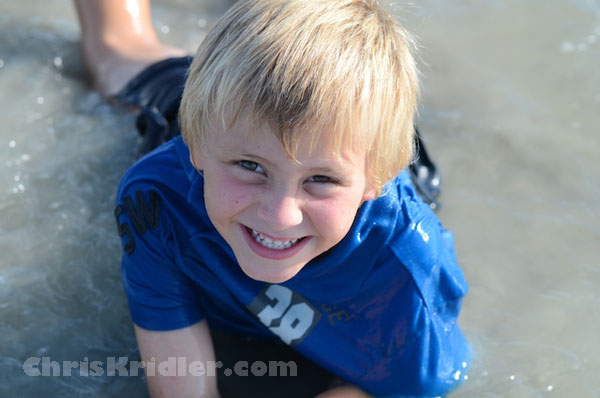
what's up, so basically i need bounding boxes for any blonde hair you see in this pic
[180,0,419,196]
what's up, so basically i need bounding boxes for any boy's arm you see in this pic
[135,320,220,398]
[315,385,371,398]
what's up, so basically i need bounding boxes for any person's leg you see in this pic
[73,0,185,97]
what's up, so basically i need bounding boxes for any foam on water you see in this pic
[1,0,599,396]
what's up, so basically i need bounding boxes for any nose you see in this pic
[257,190,304,231]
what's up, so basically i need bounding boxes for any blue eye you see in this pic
[238,160,262,172]
[309,175,337,184]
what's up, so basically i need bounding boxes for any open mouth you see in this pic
[241,225,310,260]
[246,226,305,250]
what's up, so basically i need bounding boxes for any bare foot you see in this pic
[83,39,186,98]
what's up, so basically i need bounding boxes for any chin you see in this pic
[239,262,305,284]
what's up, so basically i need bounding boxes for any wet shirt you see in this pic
[114,136,470,397]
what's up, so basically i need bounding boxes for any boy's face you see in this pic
[191,117,376,284]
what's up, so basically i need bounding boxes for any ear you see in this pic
[362,183,377,202]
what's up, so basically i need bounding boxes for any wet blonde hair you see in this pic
[180,0,419,196]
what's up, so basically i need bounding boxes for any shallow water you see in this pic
[0,0,598,397]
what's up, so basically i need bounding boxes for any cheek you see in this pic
[204,173,256,219]
[307,196,362,239]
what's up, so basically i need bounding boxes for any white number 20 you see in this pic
[255,285,317,345]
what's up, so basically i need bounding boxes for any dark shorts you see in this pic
[210,328,336,398]
[115,56,193,154]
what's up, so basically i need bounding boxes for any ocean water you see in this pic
[0,0,598,397]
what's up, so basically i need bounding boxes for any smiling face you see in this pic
[191,117,376,283]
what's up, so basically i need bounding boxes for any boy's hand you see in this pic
[315,384,372,398]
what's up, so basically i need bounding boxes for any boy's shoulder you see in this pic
[116,136,195,198]
[115,137,210,237]
[355,170,435,252]
[370,171,452,259]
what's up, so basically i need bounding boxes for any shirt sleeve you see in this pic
[115,184,204,331]
[387,199,471,397]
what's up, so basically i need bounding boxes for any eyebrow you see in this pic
[240,153,275,168]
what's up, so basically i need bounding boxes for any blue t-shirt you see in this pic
[114,136,470,397]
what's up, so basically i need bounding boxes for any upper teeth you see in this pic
[250,229,299,250]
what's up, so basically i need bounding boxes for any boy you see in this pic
[107,0,470,396]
